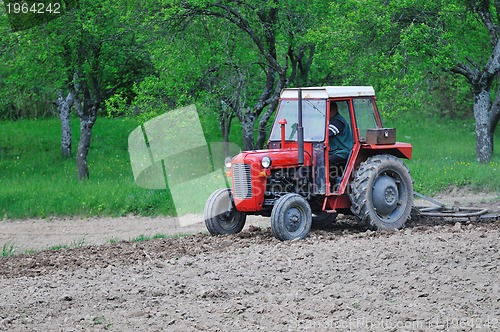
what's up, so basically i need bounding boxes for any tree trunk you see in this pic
[474,88,493,163]
[256,105,276,149]
[73,85,98,180]
[76,112,96,180]
[491,110,499,152]
[255,76,287,149]
[241,112,256,151]
[56,91,74,158]
[222,119,232,157]
[219,100,234,157]
[490,82,500,152]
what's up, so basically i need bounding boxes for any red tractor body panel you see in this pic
[360,142,413,160]
[231,144,313,212]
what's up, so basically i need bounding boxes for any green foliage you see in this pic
[0,17,65,119]
[0,0,495,125]
[0,0,153,120]
[1,0,495,130]
[105,92,130,118]
[307,0,484,118]
[130,0,330,149]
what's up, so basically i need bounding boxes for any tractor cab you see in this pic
[205,86,414,241]
[268,87,382,196]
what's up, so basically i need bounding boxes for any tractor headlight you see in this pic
[261,156,272,168]
[224,156,232,168]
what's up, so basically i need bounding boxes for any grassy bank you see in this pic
[0,114,499,219]
[0,117,175,218]
[387,115,500,194]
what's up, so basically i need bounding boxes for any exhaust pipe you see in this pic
[297,88,304,165]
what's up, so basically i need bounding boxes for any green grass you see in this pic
[2,242,16,257]
[129,232,194,243]
[0,117,176,218]
[48,238,87,251]
[386,114,500,195]
[129,233,167,242]
[0,113,498,219]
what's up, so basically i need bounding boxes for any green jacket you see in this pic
[328,113,354,159]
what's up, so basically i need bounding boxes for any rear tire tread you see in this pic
[350,155,413,230]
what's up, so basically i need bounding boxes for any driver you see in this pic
[328,102,354,178]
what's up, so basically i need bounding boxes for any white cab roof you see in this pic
[281,86,375,99]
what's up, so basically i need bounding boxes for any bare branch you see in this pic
[466,56,480,70]
[451,62,477,82]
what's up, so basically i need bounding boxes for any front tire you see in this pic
[350,155,413,230]
[271,194,312,241]
[204,188,246,235]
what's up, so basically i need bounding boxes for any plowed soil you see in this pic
[0,192,499,331]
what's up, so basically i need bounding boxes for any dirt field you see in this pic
[0,192,499,331]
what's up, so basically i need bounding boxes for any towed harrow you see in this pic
[413,191,499,222]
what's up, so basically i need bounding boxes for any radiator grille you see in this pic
[232,163,252,199]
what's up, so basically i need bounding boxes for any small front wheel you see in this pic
[271,194,312,241]
[204,188,246,235]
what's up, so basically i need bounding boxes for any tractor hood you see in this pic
[232,148,312,168]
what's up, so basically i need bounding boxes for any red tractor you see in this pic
[204,86,414,241]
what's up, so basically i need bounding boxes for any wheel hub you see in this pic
[385,187,396,205]
[372,174,399,218]
[285,207,301,232]
[217,200,237,230]
[219,210,235,229]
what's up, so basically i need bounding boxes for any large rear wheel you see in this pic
[350,155,413,230]
[204,188,246,235]
[271,194,312,241]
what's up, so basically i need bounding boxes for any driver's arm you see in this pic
[329,119,345,137]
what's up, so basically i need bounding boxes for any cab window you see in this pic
[269,99,327,142]
[353,98,379,141]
